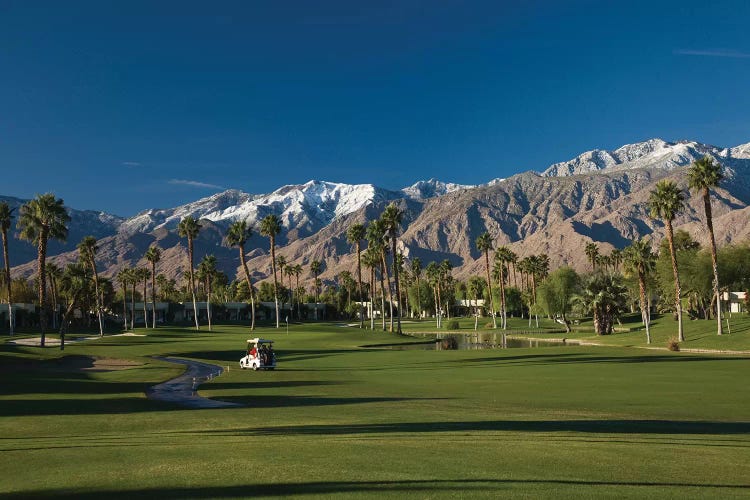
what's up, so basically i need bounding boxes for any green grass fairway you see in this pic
[1,322,749,498]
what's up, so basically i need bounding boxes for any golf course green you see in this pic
[1,319,749,499]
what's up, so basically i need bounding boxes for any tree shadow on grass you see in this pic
[206,395,444,409]
[6,478,749,498]
[197,419,750,437]
[451,352,750,366]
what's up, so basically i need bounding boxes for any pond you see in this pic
[365,332,572,351]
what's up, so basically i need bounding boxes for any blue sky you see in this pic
[2,0,749,216]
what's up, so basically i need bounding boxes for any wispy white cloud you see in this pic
[675,49,750,59]
[168,179,225,190]
[122,161,142,167]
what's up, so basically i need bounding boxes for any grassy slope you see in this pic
[0,322,749,499]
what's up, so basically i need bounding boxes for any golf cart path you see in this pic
[146,357,241,409]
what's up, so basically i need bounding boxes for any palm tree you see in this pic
[292,264,303,320]
[362,248,380,329]
[198,255,217,331]
[116,268,130,330]
[58,263,90,350]
[226,220,256,330]
[77,236,104,337]
[381,203,404,334]
[259,214,282,328]
[574,273,628,335]
[145,246,161,328]
[475,232,496,329]
[310,260,322,320]
[46,263,63,330]
[177,216,202,329]
[688,156,724,335]
[0,202,15,335]
[624,239,656,344]
[610,248,623,273]
[494,246,514,329]
[135,267,150,328]
[347,223,366,328]
[366,221,390,331]
[649,179,686,341]
[17,193,70,346]
[585,242,599,271]
[410,257,422,319]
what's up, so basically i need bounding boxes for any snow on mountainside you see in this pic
[542,138,750,178]
[119,180,404,235]
[401,178,475,199]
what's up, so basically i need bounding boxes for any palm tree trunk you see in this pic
[90,257,104,337]
[432,285,439,328]
[187,238,199,329]
[416,275,421,319]
[151,262,157,328]
[122,284,128,330]
[638,271,651,344]
[130,281,135,329]
[270,237,279,328]
[142,277,148,331]
[356,242,364,328]
[37,232,48,347]
[378,265,386,331]
[499,266,507,330]
[238,245,255,330]
[485,250,496,329]
[703,190,722,335]
[50,278,58,330]
[2,229,13,336]
[391,238,402,334]
[370,266,375,330]
[206,279,212,332]
[665,220,684,341]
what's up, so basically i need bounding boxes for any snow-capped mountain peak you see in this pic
[401,178,475,199]
[541,138,723,177]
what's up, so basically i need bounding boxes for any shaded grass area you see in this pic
[1,322,749,498]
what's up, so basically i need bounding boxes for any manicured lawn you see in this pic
[1,321,749,498]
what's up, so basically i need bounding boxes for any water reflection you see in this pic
[379,333,570,351]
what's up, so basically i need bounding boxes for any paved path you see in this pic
[146,357,241,409]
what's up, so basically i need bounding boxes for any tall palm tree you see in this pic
[367,218,392,331]
[0,202,15,335]
[275,254,287,290]
[292,264,303,320]
[411,257,422,319]
[136,267,150,329]
[46,262,64,330]
[494,246,514,329]
[610,249,623,273]
[284,263,294,316]
[624,239,656,344]
[310,260,322,320]
[77,236,104,337]
[259,214,282,328]
[145,246,161,328]
[362,248,380,329]
[649,179,686,341]
[17,193,70,346]
[475,232,497,329]
[347,223,366,328]
[177,216,202,330]
[688,156,724,335]
[198,255,217,331]
[226,220,256,330]
[585,242,599,272]
[116,268,130,330]
[58,263,90,350]
[381,203,404,334]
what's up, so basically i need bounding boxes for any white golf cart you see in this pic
[239,338,276,371]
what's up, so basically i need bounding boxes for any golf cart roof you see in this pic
[247,338,274,344]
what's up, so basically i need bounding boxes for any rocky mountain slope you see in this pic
[7,138,750,288]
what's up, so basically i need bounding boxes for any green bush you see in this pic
[446,320,460,330]
[440,334,460,350]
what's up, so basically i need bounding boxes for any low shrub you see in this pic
[667,337,680,352]
[445,320,460,330]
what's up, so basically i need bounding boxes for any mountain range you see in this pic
[7,138,750,287]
